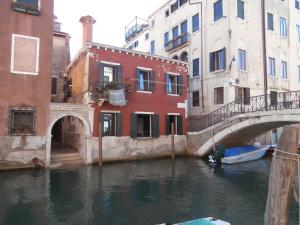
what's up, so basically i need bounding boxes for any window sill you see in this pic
[168,94,180,97]
[192,106,200,108]
[135,137,155,141]
[268,75,277,79]
[192,29,201,35]
[238,69,247,73]
[11,71,39,76]
[281,78,289,81]
[280,35,288,39]
[211,69,225,74]
[212,16,226,25]
[137,90,153,94]
[236,17,247,23]
[190,75,200,79]
[267,29,276,34]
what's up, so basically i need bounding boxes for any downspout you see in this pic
[261,0,268,110]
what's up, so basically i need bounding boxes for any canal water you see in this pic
[0,158,298,225]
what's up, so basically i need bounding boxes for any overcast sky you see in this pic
[54,0,164,57]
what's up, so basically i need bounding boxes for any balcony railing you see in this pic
[165,33,189,52]
[12,1,40,16]
[89,81,131,103]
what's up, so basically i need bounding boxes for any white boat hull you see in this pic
[221,147,268,165]
[157,217,231,225]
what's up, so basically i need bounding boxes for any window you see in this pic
[130,113,159,138]
[268,57,276,76]
[179,0,188,6]
[9,108,36,135]
[281,61,287,79]
[101,112,122,137]
[192,58,200,77]
[209,48,226,72]
[11,34,40,75]
[181,20,188,34]
[237,0,245,19]
[296,0,300,10]
[214,0,223,22]
[164,32,169,47]
[136,68,155,92]
[238,49,247,71]
[103,66,115,84]
[192,91,200,107]
[165,10,170,17]
[134,41,139,48]
[172,26,179,39]
[214,87,224,105]
[192,14,200,32]
[128,45,133,50]
[297,25,300,42]
[270,91,278,106]
[150,40,155,54]
[165,73,183,95]
[145,33,149,40]
[51,77,57,95]
[235,87,250,105]
[280,17,288,36]
[166,115,183,135]
[171,0,179,13]
[12,0,40,16]
[267,13,274,31]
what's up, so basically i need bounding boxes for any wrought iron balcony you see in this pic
[12,1,40,16]
[165,33,189,52]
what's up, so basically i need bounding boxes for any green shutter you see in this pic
[165,115,171,135]
[117,65,123,83]
[136,68,140,90]
[99,63,105,84]
[177,115,183,135]
[116,113,122,137]
[150,71,156,92]
[151,114,160,138]
[99,112,104,136]
[177,75,183,95]
[130,113,138,138]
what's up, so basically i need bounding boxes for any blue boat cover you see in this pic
[223,145,257,157]
[179,218,214,225]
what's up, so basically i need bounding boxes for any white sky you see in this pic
[54,0,164,57]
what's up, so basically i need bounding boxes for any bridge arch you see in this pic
[46,111,92,167]
[188,111,300,157]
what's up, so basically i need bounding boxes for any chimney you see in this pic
[79,15,96,45]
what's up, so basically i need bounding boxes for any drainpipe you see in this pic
[261,0,268,110]
[189,0,204,111]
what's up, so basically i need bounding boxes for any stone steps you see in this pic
[51,153,81,164]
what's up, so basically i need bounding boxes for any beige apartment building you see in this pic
[125,0,300,120]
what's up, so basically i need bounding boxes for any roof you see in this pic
[66,42,189,73]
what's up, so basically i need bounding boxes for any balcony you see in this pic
[125,17,149,42]
[165,33,189,52]
[11,1,40,16]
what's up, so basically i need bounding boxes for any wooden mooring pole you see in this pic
[99,122,103,166]
[264,126,299,225]
[171,123,175,160]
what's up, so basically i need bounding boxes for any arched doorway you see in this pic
[46,113,91,167]
[180,51,188,62]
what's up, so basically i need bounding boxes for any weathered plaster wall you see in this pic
[0,136,46,164]
[88,135,186,163]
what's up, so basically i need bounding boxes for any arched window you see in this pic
[180,51,188,62]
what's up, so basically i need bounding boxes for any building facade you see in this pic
[65,16,188,163]
[0,0,54,164]
[125,0,300,119]
[51,17,71,103]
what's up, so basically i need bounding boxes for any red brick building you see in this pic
[0,0,53,163]
[66,16,188,162]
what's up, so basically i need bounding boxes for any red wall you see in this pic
[89,47,188,137]
[0,0,53,136]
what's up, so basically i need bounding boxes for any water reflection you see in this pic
[0,158,298,225]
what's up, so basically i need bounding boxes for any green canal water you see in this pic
[0,158,298,225]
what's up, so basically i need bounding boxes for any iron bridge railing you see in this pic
[197,91,300,131]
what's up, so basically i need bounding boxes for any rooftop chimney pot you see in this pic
[79,15,96,45]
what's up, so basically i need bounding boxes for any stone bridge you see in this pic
[187,91,300,157]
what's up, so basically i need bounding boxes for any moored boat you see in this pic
[158,217,231,225]
[209,144,269,165]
